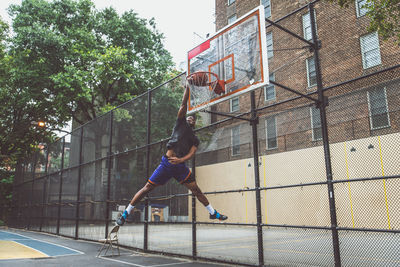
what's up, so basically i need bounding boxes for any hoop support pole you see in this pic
[200,109,252,122]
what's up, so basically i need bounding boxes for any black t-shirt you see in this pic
[166,117,200,157]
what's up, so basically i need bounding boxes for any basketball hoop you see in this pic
[186,71,225,110]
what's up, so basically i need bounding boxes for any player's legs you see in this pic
[129,182,158,206]
[116,182,158,226]
[117,157,172,226]
[183,181,228,221]
[183,181,209,206]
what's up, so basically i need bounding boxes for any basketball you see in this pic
[187,72,209,86]
[213,80,225,95]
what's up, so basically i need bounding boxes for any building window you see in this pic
[265,73,275,101]
[231,126,240,156]
[355,0,368,17]
[228,14,237,24]
[266,31,273,59]
[302,11,317,41]
[228,0,235,5]
[230,97,239,112]
[266,116,277,149]
[310,106,322,141]
[261,0,271,18]
[360,32,381,69]
[367,87,390,129]
[306,56,317,87]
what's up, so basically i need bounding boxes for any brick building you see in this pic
[199,0,400,164]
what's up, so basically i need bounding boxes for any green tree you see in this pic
[332,0,400,43]
[0,17,48,169]
[1,0,174,166]
[8,0,174,127]
[1,0,175,217]
[0,18,14,218]
[0,170,13,221]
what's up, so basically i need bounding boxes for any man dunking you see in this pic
[116,86,227,226]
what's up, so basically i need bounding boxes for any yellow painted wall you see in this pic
[190,158,257,224]
[190,133,399,229]
[330,133,400,229]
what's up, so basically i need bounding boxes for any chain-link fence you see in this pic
[3,0,400,266]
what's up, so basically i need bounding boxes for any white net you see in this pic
[186,72,220,112]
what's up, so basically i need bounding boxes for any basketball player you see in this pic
[116,86,227,226]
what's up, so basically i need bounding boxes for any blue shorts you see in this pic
[148,156,193,185]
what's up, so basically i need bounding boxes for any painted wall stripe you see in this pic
[378,136,391,230]
[344,142,355,228]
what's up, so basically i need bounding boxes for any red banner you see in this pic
[188,40,210,60]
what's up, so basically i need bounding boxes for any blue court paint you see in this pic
[0,230,82,257]
[0,231,27,241]
[16,239,81,257]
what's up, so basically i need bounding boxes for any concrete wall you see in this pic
[191,132,400,229]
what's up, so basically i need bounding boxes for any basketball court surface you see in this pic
[0,229,83,260]
[0,228,230,267]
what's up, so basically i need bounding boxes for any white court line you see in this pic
[0,230,31,239]
[19,236,84,255]
[0,230,84,255]
[9,240,50,257]
[4,238,32,241]
[98,256,145,267]
[99,256,191,267]
[150,262,191,267]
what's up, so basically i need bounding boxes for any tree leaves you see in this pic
[0,0,175,170]
[366,0,400,43]
[8,0,173,125]
[331,0,400,44]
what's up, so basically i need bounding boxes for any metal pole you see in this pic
[144,89,152,251]
[191,157,197,260]
[268,80,318,102]
[28,152,38,230]
[11,161,22,228]
[75,127,84,239]
[309,3,341,266]
[40,147,50,231]
[265,17,314,47]
[57,137,66,235]
[250,91,264,267]
[105,111,114,238]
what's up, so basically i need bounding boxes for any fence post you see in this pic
[144,88,152,251]
[191,157,197,260]
[250,91,264,267]
[75,127,84,239]
[40,146,50,231]
[28,151,38,230]
[105,111,114,238]
[11,160,21,228]
[57,137,66,235]
[309,3,341,266]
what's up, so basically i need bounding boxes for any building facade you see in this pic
[203,0,400,163]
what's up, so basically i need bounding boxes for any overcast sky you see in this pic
[0,0,216,68]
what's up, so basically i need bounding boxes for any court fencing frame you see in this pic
[2,1,400,266]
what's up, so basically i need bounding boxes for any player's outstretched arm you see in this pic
[177,85,190,119]
[168,145,197,164]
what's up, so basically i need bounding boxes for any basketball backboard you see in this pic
[187,5,269,114]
